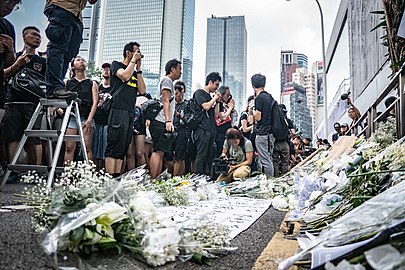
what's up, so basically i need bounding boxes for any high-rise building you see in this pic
[79,1,101,62]
[94,0,195,98]
[281,82,313,139]
[205,15,247,112]
[280,50,308,92]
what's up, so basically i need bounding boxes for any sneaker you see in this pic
[48,89,78,99]
[6,172,19,184]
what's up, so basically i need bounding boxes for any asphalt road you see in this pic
[0,183,285,270]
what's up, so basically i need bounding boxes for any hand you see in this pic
[0,34,14,53]
[56,108,64,116]
[228,99,235,109]
[14,53,31,68]
[346,97,352,105]
[132,49,142,63]
[165,121,174,132]
[228,164,236,174]
[214,91,222,101]
[82,120,93,134]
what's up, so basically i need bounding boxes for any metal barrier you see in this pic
[348,65,405,139]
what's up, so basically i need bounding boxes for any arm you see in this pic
[201,92,221,111]
[162,89,173,132]
[0,35,15,67]
[115,51,142,82]
[229,151,253,173]
[253,109,262,122]
[241,119,253,133]
[218,100,235,120]
[85,81,99,123]
[348,98,361,119]
[136,73,146,95]
[3,54,29,78]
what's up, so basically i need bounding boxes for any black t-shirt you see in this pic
[0,18,15,70]
[6,53,46,103]
[94,84,110,125]
[255,91,274,136]
[194,89,216,133]
[110,61,138,112]
[174,100,187,130]
[216,103,232,135]
[239,111,251,139]
[332,132,339,142]
[66,78,93,119]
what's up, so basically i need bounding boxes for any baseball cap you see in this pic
[341,123,349,127]
[101,62,111,69]
[334,122,341,128]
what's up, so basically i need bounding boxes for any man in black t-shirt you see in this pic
[252,73,275,176]
[193,72,222,176]
[105,42,146,177]
[332,122,341,143]
[3,26,46,170]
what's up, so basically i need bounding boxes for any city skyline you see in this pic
[8,1,341,104]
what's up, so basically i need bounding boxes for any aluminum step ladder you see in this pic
[0,98,88,191]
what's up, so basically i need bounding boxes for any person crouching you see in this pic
[216,127,254,184]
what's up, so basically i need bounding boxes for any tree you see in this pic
[85,61,102,83]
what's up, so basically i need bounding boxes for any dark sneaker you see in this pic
[48,89,78,99]
[6,172,19,184]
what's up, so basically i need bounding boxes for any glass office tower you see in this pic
[205,15,247,112]
[97,0,195,98]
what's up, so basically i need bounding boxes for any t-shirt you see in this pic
[223,139,254,164]
[332,132,339,142]
[174,100,187,130]
[110,61,138,112]
[6,53,46,103]
[239,111,252,139]
[255,91,274,136]
[194,89,216,133]
[215,103,232,135]
[66,78,93,119]
[155,76,175,123]
[0,18,15,70]
[94,84,110,125]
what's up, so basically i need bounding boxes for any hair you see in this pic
[69,56,86,79]
[251,74,266,88]
[165,59,181,75]
[123,41,141,58]
[22,26,40,36]
[217,85,229,96]
[225,127,245,147]
[384,96,397,108]
[205,72,222,86]
[174,80,186,92]
[247,95,254,102]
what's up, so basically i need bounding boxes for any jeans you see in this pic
[44,5,83,96]
[193,128,216,176]
[256,133,275,176]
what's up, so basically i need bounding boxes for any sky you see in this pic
[8,0,342,102]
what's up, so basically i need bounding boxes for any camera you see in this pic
[340,92,351,100]
[162,131,177,141]
[213,156,236,174]
[227,94,233,103]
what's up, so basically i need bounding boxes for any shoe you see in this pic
[48,89,78,99]
[6,172,19,184]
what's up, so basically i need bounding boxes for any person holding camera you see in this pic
[214,85,235,158]
[3,26,45,183]
[193,72,222,176]
[105,42,145,178]
[216,128,253,184]
[341,93,362,134]
[149,59,182,179]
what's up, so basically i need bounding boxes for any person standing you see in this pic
[193,72,222,176]
[149,59,182,179]
[44,0,98,99]
[105,42,145,177]
[252,73,275,176]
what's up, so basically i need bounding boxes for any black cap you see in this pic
[279,104,287,113]
[334,122,340,128]
[101,62,111,69]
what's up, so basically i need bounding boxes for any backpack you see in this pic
[183,94,203,130]
[141,99,163,120]
[269,100,290,141]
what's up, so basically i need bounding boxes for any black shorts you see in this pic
[3,103,41,145]
[150,120,172,154]
[173,128,189,161]
[186,132,197,161]
[105,108,134,160]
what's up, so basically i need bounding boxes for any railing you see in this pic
[349,64,405,139]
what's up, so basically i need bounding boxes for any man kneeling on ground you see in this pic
[217,127,253,184]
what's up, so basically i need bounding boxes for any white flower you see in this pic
[272,195,289,211]
[143,246,166,267]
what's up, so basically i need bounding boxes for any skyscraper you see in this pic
[280,50,308,92]
[94,0,195,98]
[79,1,101,62]
[205,15,247,112]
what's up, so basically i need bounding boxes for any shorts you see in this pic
[173,128,189,161]
[186,131,197,161]
[92,124,108,160]
[149,120,172,154]
[3,103,41,145]
[105,108,134,160]
[68,115,94,129]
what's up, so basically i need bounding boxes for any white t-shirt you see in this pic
[155,76,175,123]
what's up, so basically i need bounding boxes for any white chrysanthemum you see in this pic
[272,195,289,211]
[143,246,166,267]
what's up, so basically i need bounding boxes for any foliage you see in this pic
[85,60,102,82]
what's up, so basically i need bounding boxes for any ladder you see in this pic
[0,98,88,191]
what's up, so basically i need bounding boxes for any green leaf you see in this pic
[192,253,211,265]
[70,226,84,242]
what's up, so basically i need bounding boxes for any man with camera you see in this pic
[216,127,253,184]
[149,59,182,179]
[214,85,235,158]
[105,42,145,178]
[3,26,46,182]
[193,72,222,176]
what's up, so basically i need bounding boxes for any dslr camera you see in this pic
[162,131,177,141]
[340,91,351,101]
[213,156,236,174]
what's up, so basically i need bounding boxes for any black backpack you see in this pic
[269,100,290,141]
[141,99,163,120]
[183,93,203,130]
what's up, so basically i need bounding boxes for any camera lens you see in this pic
[341,93,348,100]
